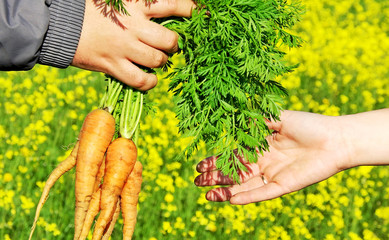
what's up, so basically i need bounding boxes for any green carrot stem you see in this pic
[119,88,143,140]
[100,77,123,114]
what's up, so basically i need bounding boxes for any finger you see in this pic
[196,149,252,173]
[136,21,179,53]
[194,171,234,186]
[229,182,286,205]
[229,176,265,196]
[266,110,292,132]
[265,117,282,132]
[142,0,197,18]
[128,41,169,69]
[107,60,158,91]
[196,155,218,173]
[205,187,232,202]
[195,164,260,186]
[205,176,265,202]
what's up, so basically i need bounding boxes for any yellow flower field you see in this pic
[0,0,388,239]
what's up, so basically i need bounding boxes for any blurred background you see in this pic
[0,0,388,239]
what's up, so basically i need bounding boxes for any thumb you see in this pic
[229,182,286,205]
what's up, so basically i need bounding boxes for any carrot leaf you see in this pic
[163,0,304,182]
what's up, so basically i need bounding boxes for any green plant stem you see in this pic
[119,88,143,140]
[99,77,123,114]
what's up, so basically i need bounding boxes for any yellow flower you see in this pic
[36,181,46,192]
[75,85,85,96]
[18,165,28,174]
[20,147,31,158]
[375,207,389,220]
[164,193,174,203]
[363,229,380,240]
[338,195,350,207]
[197,192,208,205]
[354,208,362,220]
[175,176,188,188]
[166,204,177,212]
[330,213,345,232]
[174,217,185,230]
[162,221,173,234]
[166,162,181,171]
[188,231,196,238]
[5,150,13,159]
[20,195,35,213]
[354,195,365,208]
[348,232,363,240]
[206,221,217,232]
[42,110,54,123]
[0,124,6,138]
[46,222,61,236]
[324,234,337,240]
[36,135,48,144]
[68,109,78,119]
[155,174,175,192]
[3,173,13,182]
[340,95,349,104]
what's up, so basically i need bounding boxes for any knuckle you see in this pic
[131,75,148,89]
[134,74,157,91]
[148,75,158,89]
[165,0,178,14]
[165,32,179,52]
[151,51,167,68]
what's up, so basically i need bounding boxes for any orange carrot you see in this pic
[78,157,106,240]
[28,141,80,240]
[91,137,137,240]
[78,188,102,240]
[74,109,115,240]
[102,199,121,240]
[93,155,106,192]
[121,161,143,240]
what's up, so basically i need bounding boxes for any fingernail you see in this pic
[206,191,214,201]
[194,175,200,186]
[196,163,202,173]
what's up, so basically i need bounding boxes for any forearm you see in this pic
[38,0,85,68]
[0,0,49,70]
[0,0,84,71]
[340,108,389,169]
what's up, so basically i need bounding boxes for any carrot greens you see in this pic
[160,0,304,182]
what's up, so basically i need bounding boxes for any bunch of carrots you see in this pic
[29,77,144,240]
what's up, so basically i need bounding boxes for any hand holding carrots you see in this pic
[29,0,198,237]
[72,0,197,91]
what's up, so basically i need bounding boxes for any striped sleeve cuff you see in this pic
[38,0,85,68]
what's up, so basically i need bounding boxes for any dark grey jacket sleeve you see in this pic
[0,0,85,71]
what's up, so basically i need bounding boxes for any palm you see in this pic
[195,111,349,204]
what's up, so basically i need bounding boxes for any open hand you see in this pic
[72,0,196,91]
[194,110,351,205]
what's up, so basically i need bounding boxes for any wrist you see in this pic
[38,0,85,68]
[336,115,359,170]
[337,109,389,169]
